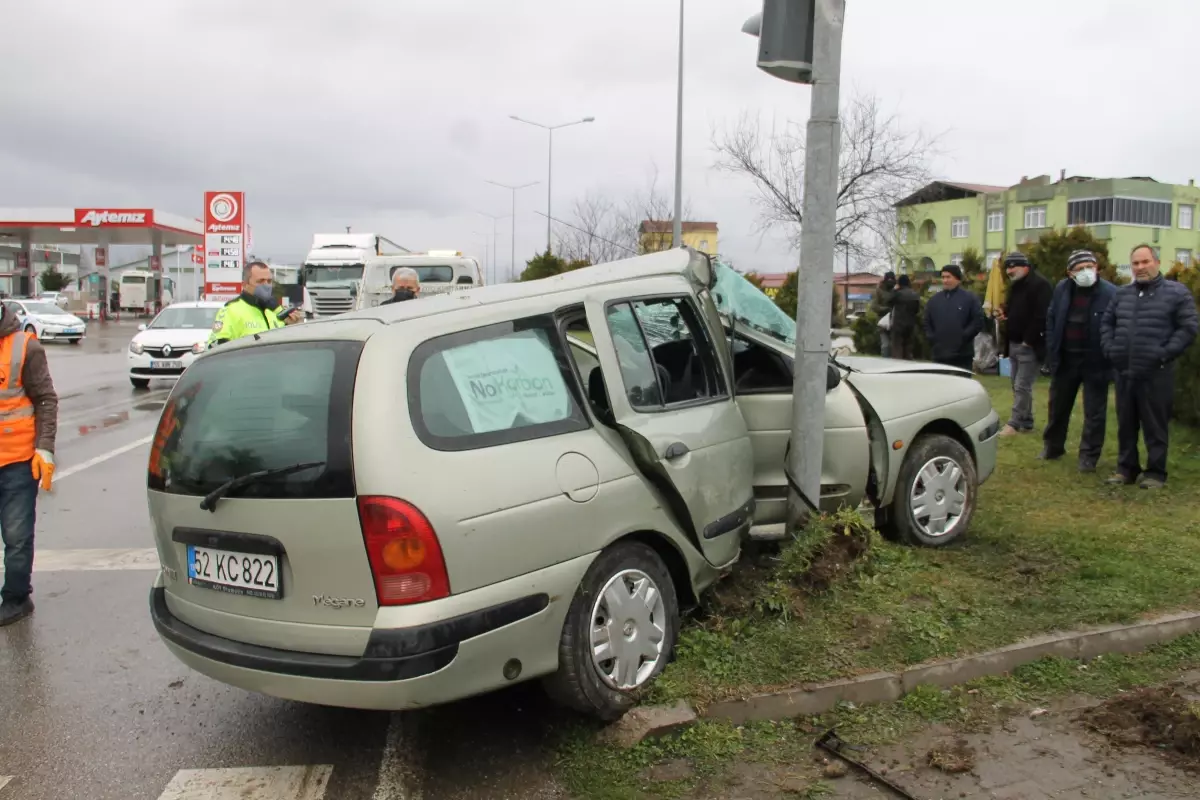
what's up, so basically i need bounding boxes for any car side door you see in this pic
[584,288,754,568]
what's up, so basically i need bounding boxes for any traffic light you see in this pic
[741,0,817,85]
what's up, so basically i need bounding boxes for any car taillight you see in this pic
[357,496,450,605]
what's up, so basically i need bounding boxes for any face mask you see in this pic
[251,284,278,307]
[1072,268,1097,288]
[1008,270,1025,282]
[392,288,416,302]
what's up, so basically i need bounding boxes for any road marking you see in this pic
[374,714,422,800]
[157,766,332,800]
[55,434,154,482]
[0,548,159,574]
[57,389,171,425]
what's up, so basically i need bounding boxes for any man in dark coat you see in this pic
[997,252,1053,437]
[923,264,984,371]
[1040,250,1116,472]
[1100,244,1199,489]
[889,274,920,360]
[872,271,896,357]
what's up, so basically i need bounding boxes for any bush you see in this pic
[1021,226,1127,285]
[1165,264,1200,427]
[519,251,589,281]
[38,264,70,292]
[852,287,935,359]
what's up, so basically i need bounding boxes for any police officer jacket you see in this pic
[207,293,285,348]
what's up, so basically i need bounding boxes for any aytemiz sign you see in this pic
[75,208,155,227]
[203,192,246,302]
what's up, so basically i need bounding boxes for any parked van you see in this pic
[146,248,998,719]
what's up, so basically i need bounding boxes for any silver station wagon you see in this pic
[147,248,999,719]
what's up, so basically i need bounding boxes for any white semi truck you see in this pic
[301,233,484,319]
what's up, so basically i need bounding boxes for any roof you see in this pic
[0,208,203,246]
[895,181,1008,208]
[754,273,789,289]
[833,272,883,285]
[638,220,719,234]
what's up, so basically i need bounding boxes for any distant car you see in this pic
[128,301,224,389]
[2,299,86,345]
[39,291,70,310]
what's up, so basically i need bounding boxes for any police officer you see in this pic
[208,261,303,347]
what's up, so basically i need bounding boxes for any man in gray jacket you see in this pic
[1100,245,1199,489]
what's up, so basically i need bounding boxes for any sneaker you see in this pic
[1105,472,1136,486]
[1138,476,1166,490]
[1078,459,1098,474]
[1038,449,1064,461]
[999,425,1021,438]
[0,598,34,627]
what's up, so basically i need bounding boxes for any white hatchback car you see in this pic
[129,301,224,389]
[2,298,87,344]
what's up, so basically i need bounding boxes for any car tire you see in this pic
[23,324,37,339]
[543,541,679,721]
[885,433,977,548]
[131,378,150,390]
[68,338,81,346]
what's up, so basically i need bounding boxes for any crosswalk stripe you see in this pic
[0,548,159,573]
[157,766,333,800]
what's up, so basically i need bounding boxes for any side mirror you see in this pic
[826,362,842,391]
[137,324,147,331]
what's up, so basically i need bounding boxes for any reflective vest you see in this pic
[0,332,36,467]
[207,296,284,348]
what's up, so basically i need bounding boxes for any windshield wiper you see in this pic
[199,461,326,512]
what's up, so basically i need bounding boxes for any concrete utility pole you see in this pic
[744,0,845,528]
[672,0,685,248]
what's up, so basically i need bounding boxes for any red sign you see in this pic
[94,247,107,268]
[204,282,241,297]
[191,249,203,265]
[203,192,245,234]
[74,208,154,228]
[149,255,162,272]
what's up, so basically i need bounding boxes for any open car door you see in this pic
[582,282,755,568]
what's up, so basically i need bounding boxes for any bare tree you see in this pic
[555,165,696,264]
[712,91,938,266]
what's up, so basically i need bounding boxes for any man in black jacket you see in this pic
[381,267,421,305]
[889,274,921,360]
[872,271,896,357]
[1100,244,1199,489]
[924,264,984,371]
[998,252,1053,437]
[1041,250,1116,472]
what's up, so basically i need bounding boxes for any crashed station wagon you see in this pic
[146,248,999,720]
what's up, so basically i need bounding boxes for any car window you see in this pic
[606,297,727,410]
[149,307,220,329]
[409,316,590,451]
[147,341,360,499]
[22,303,60,315]
[3,302,20,316]
[712,261,796,348]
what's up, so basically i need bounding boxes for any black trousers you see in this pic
[1115,367,1174,481]
[1042,357,1109,462]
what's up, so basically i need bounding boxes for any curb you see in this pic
[616,610,1200,742]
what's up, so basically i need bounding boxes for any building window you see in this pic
[899,225,908,244]
[1067,197,1172,227]
[919,220,937,243]
[698,239,709,251]
[950,253,963,266]
[986,210,1004,233]
[1023,205,1047,229]
[985,250,1002,269]
[1180,205,1194,230]
[951,217,969,238]
[1176,249,1192,267]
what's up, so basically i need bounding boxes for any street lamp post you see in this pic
[672,0,685,248]
[475,210,510,286]
[743,0,845,529]
[485,179,539,282]
[509,115,595,255]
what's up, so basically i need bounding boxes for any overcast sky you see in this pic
[1,0,1196,277]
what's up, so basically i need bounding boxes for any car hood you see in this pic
[34,313,85,326]
[133,329,210,348]
[834,356,971,376]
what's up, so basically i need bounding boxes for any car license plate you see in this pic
[186,545,281,599]
[152,359,183,370]
[63,328,80,334]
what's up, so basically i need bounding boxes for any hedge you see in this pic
[1166,265,1200,427]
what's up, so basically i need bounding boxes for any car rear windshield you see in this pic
[391,265,454,283]
[147,341,361,499]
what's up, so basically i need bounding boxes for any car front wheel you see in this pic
[543,541,679,721]
[885,433,977,547]
[23,324,37,338]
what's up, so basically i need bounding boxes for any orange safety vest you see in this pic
[0,332,37,467]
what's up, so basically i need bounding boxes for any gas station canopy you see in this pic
[0,208,202,247]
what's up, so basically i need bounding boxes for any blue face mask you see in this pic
[251,284,277,307]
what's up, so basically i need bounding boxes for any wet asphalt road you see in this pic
[0,322,577,800]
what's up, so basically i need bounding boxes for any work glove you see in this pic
[31,449,54,491]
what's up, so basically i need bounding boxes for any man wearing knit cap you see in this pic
[997,251,1053,437]
[1041,250,1116,471]
[923,263,984,371]
[1100,244,1199,489]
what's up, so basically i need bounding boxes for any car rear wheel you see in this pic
[543,541,679,720]
[23,324,36,338]
[131,378,150,390]
[885,433,977,547]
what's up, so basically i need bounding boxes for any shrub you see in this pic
[38,264,70,292]
[1021,226,1126,285]
[1165,264,1200,427]
[852,286,935,359]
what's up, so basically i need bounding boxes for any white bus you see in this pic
[118,270,175,312]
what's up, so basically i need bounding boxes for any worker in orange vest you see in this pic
[0,301,58,626]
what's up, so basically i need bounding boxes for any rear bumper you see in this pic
[150,552,593,710]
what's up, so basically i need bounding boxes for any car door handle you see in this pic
[664,442,690,460]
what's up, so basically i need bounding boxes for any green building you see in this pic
[894,174,1200,278]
